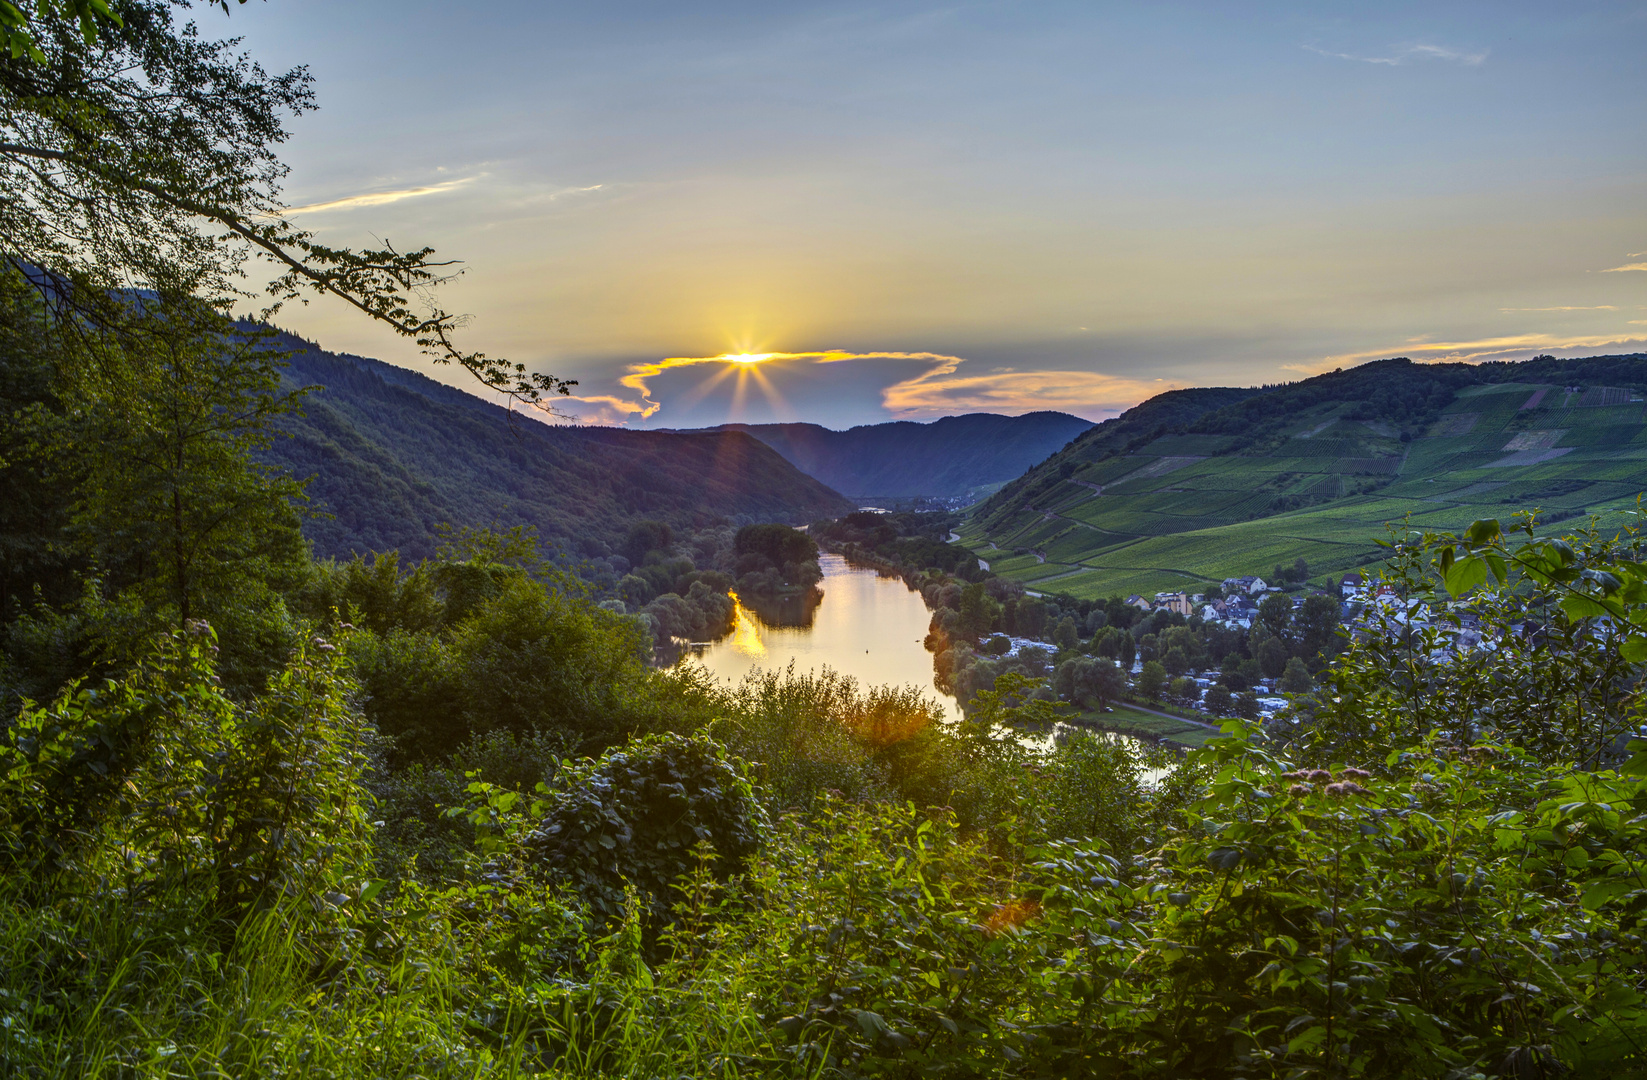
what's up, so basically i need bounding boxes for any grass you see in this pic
[1072,702,1214,747]
[974,380,1647,595]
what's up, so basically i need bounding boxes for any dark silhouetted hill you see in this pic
[690,412,1094,497]
[263,335,855,561]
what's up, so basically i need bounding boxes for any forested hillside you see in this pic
[701,411,1093,497]
[966,355,1647,598]
[267,334,855,561]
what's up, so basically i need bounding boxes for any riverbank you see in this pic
[1068,701,1219,747]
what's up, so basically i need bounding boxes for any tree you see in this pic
[1162,645,1189,676]
[1135,659,1166,701]
[1051,615,1079,650]
[51,289,308,637]
[1203,683,1233,716]
[1279,656,1313,693]
[623,521,674,566]
[1,1,571,408]
[959,582,1004,641]
[1256,636,1289,679]
[1234,690,1260,720]
[1054,656,1126,711]
[1258,592,1293,638]
[1168,675,1197,703]
[1295,592,1342,658]
[733,523,815,568]
[1015,595,1048,638]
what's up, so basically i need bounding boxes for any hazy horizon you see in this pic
[229,1,1646,429]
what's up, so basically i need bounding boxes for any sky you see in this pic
[227,1,1647,429]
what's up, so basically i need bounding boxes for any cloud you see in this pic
[564,349,977,422]
[284,176,483,215]
[1304,42,1487,67]
[1282,332,1647,375]
[881,366,1178,419]
[1602,262,1647,273]
[563,348,1174,425]
[1499,305,1617,312]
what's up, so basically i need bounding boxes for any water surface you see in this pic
[689,554,961,721]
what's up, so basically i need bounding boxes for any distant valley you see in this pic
[686,412,1093,499]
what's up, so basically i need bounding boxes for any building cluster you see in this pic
[1124,575,1285,631]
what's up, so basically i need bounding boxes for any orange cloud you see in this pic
[562,348,1172,425]
[567,349,972,421]
[881,364,1178,418]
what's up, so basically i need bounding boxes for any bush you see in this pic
[526,732,768,927]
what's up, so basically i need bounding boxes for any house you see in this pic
[1154,591,1194,616]
[1126,594,1152,610]
[1340,572,1364,599]
[1222,575,1270,596]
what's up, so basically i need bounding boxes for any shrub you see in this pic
[526,732,768,927]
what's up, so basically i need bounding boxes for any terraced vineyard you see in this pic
[963,356,1647,599]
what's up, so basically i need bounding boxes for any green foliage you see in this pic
[1137,658,1167,700]
[525,732,768,928]
[1306,512,1647,766]
[447,574,663,751]
[735,521,818,567]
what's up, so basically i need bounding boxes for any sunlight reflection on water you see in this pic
[690,554,962,722]
[688,555,1181,784]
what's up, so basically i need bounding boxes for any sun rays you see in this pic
[567,348,975,423]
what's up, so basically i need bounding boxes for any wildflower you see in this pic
[1339,767,1371,781]
[1289,783,1313,797]
[1306,769,1332,783]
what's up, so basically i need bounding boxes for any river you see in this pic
[689,553,962,721]
[688,553,1174,780]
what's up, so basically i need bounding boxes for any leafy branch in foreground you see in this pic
[0,0,573,410]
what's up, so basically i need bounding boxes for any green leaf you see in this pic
[1559,594,1609,621]
[1581,879,1633,911]
[1443,555,1487,597]
[1466,518,1502,545]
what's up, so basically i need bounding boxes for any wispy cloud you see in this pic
[1499,305,1617,312]
[1282,332,1647,376]
[1602,262,1647,273]
[284,176,483,215]
[881,365,1176,420]
[1304,42,1487,67]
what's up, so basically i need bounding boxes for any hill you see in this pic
[693,412,1094,498]
[264,335,856,562]
[961,354,1647,599]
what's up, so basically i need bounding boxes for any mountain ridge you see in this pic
[674,411,1094,497]
[260,335,855,562]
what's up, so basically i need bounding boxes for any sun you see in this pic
[720,352,775,365]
